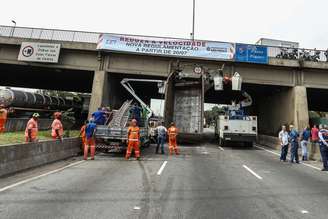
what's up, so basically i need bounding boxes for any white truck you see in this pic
[215,114,258,147]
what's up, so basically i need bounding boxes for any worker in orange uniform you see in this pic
[51,112,64,141]
[25,113,40,142]
[84,119,97,160]
[80,120,88,151]
[168,122,179,155]
[125,119,141,160]
[0,104,8,133]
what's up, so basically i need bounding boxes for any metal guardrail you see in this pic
[1,25,328,62]
[0,25,100,43]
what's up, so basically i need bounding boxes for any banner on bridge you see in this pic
[235,44,268,64]
[97,34,235,60]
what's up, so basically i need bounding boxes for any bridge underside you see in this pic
[0,63,94,92]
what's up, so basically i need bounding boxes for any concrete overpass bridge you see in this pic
[1,25,328,135]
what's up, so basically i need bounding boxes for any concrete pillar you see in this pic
[257,86,309,135]
[293,86,309,130]
[88,70,108,116]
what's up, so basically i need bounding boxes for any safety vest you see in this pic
[51,119,64,137]
[25,118,38,139]
[168,127,178,139]
[128,126,140,141]
[80,125,86,138]
[0,109,7,120]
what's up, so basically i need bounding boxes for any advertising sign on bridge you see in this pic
[18,42,61,63]
[235,44,268,64]
[97,34,235,60]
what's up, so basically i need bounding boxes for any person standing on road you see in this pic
[168,122,179,155]
[155,122,167,154]
[80,120,88,151]
[51,112,64,141]
[278,125,289,162]
[318,125,328,171]
[0,104,8,133]
[125,119,141,160]
[301,126,311,161]
[84,119,97,160]
[311,125,319,159]
[289,124,300,164]
[25,113,40,143]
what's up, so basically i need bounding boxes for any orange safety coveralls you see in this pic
[168,126,179,155]
[51,119,64,140]
[25,118,38,142]
[125,126,140,159]
[0,108,8,133]
[84,138,96,160]
[80,125,86,150]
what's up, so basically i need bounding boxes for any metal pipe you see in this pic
[191,0,195,41]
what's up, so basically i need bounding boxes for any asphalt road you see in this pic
[1,141,328,219]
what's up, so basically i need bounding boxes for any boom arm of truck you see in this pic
[120,78,165,116]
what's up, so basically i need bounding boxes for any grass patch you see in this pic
[0,130,80,146]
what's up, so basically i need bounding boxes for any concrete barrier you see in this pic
[0,138,81,177]
[257,134,322,161]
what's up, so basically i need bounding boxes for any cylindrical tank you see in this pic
[0,89,82,110]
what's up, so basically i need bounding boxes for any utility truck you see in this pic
[95,78,165,152]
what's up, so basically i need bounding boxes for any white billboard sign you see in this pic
[97,34,235,60]
[18,42,61,63]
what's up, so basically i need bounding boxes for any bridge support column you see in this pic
[257,86,309,135]
[88,70,109,116]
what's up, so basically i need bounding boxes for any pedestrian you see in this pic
[155,122,167,154]
[125,119,141,160]
[278,125,289,162]
[80,120,88,151]
[0,104,8,133]
[92,107,106,125]
[25,113,40,142]
[311,125,319,159]
[168,122,179,155]
[51,112,64,141]
[130,103,142,125]
[318,125,328,171]
[301,126,311,161]
[289,124,300,164]
[84,119,97,160]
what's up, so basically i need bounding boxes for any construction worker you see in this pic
[289,124,300,164]
[125,119,141,160]
[51,112,64,141]
[130,103,142,125]
[156,122,167,154]
[168,122,179,155]
[84,119,97,160]
[92,107,106,125]
[318,125,328,171]
[25,113,40,142]
[0,104,8,133]
[80,120,88,151]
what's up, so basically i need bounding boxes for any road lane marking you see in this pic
[0,160,85,193]
[301,210,309,214]
[133,206,141,210]
[218,146,225,151]
[243,165,263,180]
[157,161,168,175]
[254,145,322,171]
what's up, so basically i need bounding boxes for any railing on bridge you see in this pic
[1,25,328,62]
[0,25,100,43]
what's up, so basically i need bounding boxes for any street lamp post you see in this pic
[10,20,16,37]
[191,0,195,41]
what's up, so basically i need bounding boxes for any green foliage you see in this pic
[204,106,225,125]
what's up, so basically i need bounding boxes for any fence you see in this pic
[1,25,328,62]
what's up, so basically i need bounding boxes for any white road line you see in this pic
[0,160,85,193]
[254,144,322,171]
[157,161,168,175]
[218,146,225,151]
[243,165,263,180]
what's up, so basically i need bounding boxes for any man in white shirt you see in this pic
[155,122,167,154]
[279,125,289,162]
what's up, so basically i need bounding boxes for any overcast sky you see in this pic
[1,0,328,49]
